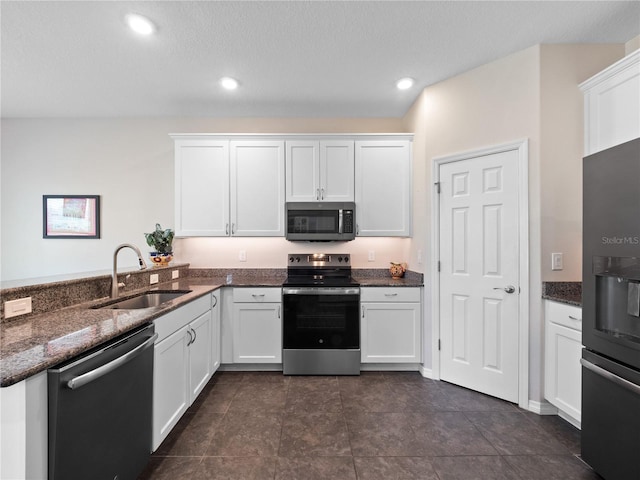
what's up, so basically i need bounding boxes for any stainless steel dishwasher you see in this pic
[48,322,157,480]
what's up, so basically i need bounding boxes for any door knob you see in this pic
[493,285,516,294]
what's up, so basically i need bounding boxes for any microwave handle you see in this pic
[338,209,344,234]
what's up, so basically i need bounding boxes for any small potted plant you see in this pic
[144,223,174,266]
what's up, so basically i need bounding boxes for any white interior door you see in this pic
[438,148,520,403]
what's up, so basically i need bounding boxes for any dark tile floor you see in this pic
[138,371,600,480]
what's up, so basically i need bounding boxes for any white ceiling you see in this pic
[2,1,639,118]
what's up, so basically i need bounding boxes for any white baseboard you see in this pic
[419,366,433,379]
[528,399,558,415]
[558,409,581,430]
[360,363,421,372]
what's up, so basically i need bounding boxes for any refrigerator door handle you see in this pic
[581,358,640,396]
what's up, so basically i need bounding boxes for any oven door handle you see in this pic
[581,358,640,396]
[282,287,360,295]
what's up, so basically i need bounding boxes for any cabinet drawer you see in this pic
[545,300,582,331]
[154,294,211,343]
[233,287,281,303]
[361,287,420,303]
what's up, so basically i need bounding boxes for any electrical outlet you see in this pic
[5,297,32,318]
[239,250,247,262]
[551,253,563,271]
[150,273,159,284]
[172,270,179,279]
[368,250,375,262]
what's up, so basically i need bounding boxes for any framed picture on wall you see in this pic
[43,195,101,239]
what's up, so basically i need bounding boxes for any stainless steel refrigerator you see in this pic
[581,137,640,480]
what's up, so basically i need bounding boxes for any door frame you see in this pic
[431,139,530,409]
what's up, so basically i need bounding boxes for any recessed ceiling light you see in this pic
[126,13,156,35]
[396,77,414,90]
[220,77,239,90]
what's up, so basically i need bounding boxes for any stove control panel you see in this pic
[288,254,350,267]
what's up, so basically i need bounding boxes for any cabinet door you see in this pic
[230,141,285,236]
[211,292,221,373]
[320,140,354,201]
[545,321,582,424]
[174,140,230,236]
[188,311,212,402]
[355,140,411,236]
[544,301,582,425]
[232,303,282,363]
[361,302,421,363]
[582,51,640,155]
[153,325,190,450]
[286,141,320,201]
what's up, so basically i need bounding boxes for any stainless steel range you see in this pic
[282,253,360,375]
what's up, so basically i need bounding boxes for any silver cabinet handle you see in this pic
[186,329,194,346]
[277,306,281,318]
[581,358,640,396]
[321,188,325,200]
[316,188,320,200]
[252,293,265,298]
[212,295,218,308]
[231,223,235,235]
[384,293,398,297]
[568,315,581,321]
[226,223,229,235]
[493,285,516,294]
[67,333,158,390]
[191,327,197,344]
[362,306,365,318]
[356,224,359,235]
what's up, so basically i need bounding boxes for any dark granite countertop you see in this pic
[542,281,582,307]
[0,279,222,387]
[1,268,424,387]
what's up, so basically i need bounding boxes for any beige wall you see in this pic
[626,34,640,55]
[539,44,624,281]
[402,43,624,402]
[0,117,406,282]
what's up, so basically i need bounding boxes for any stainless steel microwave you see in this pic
[286,202,356,241]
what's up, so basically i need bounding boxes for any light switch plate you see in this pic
[551,253,563,271]
[5,297,32,318]
[368,250,375,262]
[239,250,247,262]
[150,273,159,284]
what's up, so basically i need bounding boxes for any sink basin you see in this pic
[94,290,192,310]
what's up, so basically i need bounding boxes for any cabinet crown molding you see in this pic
[579,48,640,91]
[170,133,413,142]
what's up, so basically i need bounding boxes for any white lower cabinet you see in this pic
[361,287,421,363]
[544,299,583,427]
[232,288,282,363]
[211,291,221,372]
[153,294,214,450]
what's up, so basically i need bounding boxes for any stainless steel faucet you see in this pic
[112,243,147,298]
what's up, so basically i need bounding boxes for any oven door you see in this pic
[283,287,360,349]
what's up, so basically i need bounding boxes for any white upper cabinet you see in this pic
[286,140,354,202]
[173,134,412,238]
[355,140,412,236]
[173,136,285,237]
[581,50,640,156]
[230,140,285,236]
[174,139,230,236]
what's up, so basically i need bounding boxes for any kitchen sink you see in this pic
[94,290,192,310]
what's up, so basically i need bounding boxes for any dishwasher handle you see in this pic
[67,332,158,390]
